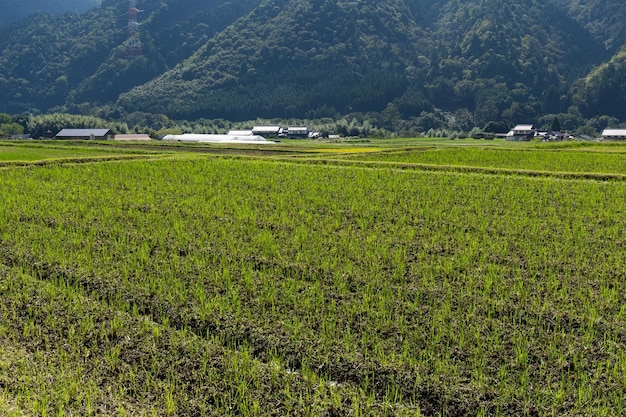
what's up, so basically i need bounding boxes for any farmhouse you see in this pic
[287,126,309,139]
[602,129,626,140]
[55,128,112,140]
[506,124,535,141]
[539,131,568,141]
[252,126,283,138]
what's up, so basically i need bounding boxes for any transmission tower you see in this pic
[125,0,143,58]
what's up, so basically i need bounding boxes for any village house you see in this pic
[252,126,283,138]
[601,129,626,140]
[506,124,535,141]
[287,126,309,139]
[55,128,113,140]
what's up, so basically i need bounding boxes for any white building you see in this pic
[506,124,535,141]
[161,134,274,144]
[601,129,626,140]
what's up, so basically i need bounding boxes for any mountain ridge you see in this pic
[1,0,625,131]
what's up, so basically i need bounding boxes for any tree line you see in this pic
[1,110,622,141]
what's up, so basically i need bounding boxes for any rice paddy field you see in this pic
[0,142,149,163]
[1,138,625,416]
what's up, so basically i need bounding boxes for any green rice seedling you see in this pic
[1,144,626,415]
[337,144,626,175]
[164,387,176,416]
[104,344,122,371]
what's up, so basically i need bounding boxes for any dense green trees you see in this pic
[571,47,626,120]
[14,113,129,138]
[118,0,615,125]
[0,0,625,133]
[0,113,24,137]
[0,0,261,115]
[0,0,100,25]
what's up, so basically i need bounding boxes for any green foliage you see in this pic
[0,0,261,115]
[22,113,128,138]
[0,123,23,137]
[573,47,626,120]
[557,0,626,53]
[483,120,510,133]
[0,113,24,137]
[154,127,184,138]
[0,0,625,126]
[551,116,562,132]
[118,0,428,120]
[0,0,100,25]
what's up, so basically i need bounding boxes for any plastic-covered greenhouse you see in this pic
[161,134,274,144]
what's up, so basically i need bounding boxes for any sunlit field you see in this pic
[1,139,625,416]
[338,144,626,174]
[0,141,160,165]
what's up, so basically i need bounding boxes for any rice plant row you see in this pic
[338,145,626,175]
[0,152,625,415]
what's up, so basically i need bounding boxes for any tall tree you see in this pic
[551,116,562,132]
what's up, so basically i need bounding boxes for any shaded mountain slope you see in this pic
[424,0,606,117]
[117,0,433,120]
[118,0,605,122]
[555,0,626,53]
[0,0,624,125]
[572,46,626,120]
[0,0,101,25]
[0,0,261,115]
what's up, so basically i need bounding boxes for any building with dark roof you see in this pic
[252,126,283,138]
[287,126,309,138]
[55,129,113,140]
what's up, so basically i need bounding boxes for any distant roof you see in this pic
[512,124,534,131]
[252,126,282,132]
[114,134,151,141]
[56,129,112,137]
[602,129,626,137]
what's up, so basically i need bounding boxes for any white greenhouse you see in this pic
[161,134,274,144]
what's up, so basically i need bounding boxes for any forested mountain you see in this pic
[0,0,261,115]
[572,46,626,121]
[0,0,101,25]
[0,0,625,131]
[555,0,626,53]
[119,0,433,120]
[556,0,626,120]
